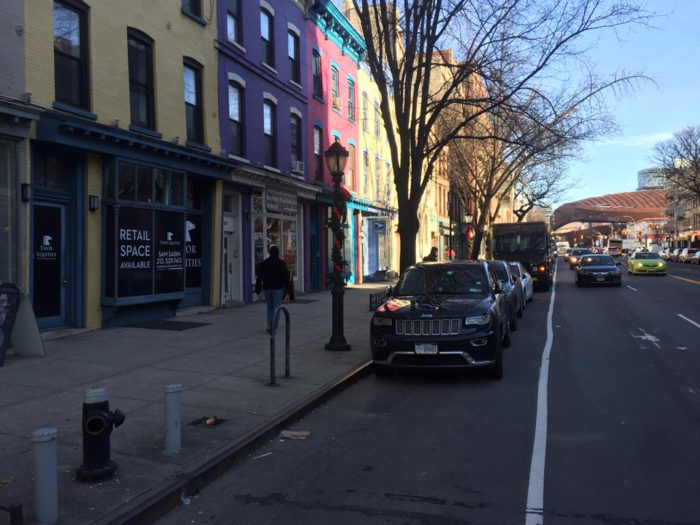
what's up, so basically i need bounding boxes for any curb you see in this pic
[96,359,374,525]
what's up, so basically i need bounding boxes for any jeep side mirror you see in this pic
[385,285,393,297]
[494,282,503,294]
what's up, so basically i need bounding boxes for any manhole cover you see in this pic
[131,320,210,331]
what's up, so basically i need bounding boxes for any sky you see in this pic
[563,0,700,204]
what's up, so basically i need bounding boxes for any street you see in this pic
[157,258,700,525]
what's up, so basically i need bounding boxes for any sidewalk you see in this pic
[0,283,386,525]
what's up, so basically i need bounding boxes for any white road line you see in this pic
[525,264,557,525]
[627,285,638,291]
[678,314,700,329]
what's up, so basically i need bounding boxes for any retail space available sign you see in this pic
[185,215,203,288]
[111,207,185,298]
[155,211,184,294]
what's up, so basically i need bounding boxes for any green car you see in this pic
[627,251,667,275]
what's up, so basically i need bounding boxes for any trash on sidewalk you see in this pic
[0,476,15,485]
[252,452,273,460]
[280,430,310,440]
[205,416,219,426]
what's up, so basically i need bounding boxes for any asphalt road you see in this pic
[158,258,700,525]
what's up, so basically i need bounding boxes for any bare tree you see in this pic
[346,0,654,272]
[652,125,700,201]
[512,160,579,222]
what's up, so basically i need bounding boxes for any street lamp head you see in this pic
[324,137,349,174]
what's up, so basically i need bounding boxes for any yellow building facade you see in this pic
[354,63,400,279]
[20,0,232,330]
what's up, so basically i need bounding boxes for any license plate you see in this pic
[531,277,538,281]
[415,343,438,354]
[596,277,605,282]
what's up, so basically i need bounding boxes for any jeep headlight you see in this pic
[372,317,392,327]
[465,315,490,326]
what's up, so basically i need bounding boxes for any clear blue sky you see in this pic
[564,0,700,204]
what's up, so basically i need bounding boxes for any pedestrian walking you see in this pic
[423,247,438,262]
[254,245,291,333]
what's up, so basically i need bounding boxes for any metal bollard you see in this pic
[164,384,182,454]
[76,388,125,481]
[32,427,58,525]
[269,306,291,386]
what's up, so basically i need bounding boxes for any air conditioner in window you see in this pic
[332,97,343,110]
[292,160,304,174]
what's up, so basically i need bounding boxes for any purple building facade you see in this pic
[217,0,320,305]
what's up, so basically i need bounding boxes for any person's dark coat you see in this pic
[423,247,439,262]
[255,246,290,294]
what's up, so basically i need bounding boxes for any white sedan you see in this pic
[509,262,534,310]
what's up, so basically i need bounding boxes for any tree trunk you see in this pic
[397,204,420,275]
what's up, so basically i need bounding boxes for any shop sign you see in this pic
[266,189,297,216]
[373,221,386,234]
[185,215,203,288]
[154,211,184,295]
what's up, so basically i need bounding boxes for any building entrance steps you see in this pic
[0,283,385,525]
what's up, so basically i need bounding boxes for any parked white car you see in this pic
[509,262,534,308]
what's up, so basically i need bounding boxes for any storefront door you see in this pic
[223,192,242,303]
[223,230,241,303]
[32,203,66,327]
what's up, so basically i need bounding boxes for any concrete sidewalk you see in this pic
[0,283,385,525]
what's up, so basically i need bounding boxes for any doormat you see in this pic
[290,299,318,304]
[131,320,210,331]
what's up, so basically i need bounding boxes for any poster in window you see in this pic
[185,214,202,288]
[33,204,62,318]
[117,207,153,298]
[154,210,184,295]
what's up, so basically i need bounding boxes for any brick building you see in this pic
[21,0,234,329]
[217,0,323,304]
[307,0,365,287]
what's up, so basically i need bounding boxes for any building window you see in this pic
[348,80,355,121]
[184,61,204,145]
[263,101,276,167]
[362,93,368,132]
[127,30,155,130]
[261,9,274,68]
[228,82,243,157]
[291,114,302,165]
[53,0,89,109]
[288,31,300,84]
[375,157,381,200]
[314,126,323,181]
[312,52,322,99]
[331,67,339,100]
[374,101,380,138]
[226,0,240,43]
[182,0,201,17]
[346,144,355,191]
[363,151,369,197]
[0,141,18,284]
[386,163,392,203]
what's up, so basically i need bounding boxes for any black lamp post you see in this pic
[324,138,351,351]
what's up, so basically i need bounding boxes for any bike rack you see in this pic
[269,306,290,386]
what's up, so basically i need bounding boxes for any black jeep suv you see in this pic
[370,261,510,379]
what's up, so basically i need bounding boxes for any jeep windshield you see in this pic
[395,266,490,296]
